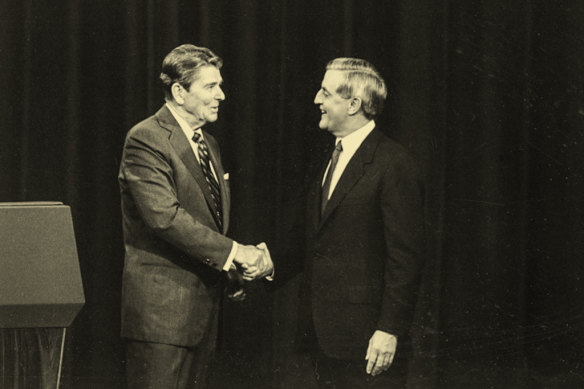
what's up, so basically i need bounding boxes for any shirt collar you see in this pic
[336,120,376,154]
[166,102,203,140]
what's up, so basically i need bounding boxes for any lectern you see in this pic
[0,202,85,389]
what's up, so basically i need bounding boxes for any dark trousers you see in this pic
[312,353,408,389]
[125,310,219,389]
[295,310,408,388]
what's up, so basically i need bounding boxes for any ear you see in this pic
[347,97,362,116]
[171,83,185,105]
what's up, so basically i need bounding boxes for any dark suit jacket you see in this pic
[118,105,233,347]
[288,128,425,360]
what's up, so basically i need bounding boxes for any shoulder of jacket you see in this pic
[126,114,170,139]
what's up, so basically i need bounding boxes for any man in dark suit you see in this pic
[269,58,425,388]
[118,44,273,389]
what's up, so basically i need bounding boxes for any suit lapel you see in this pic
[318,130,381,228]
[157,106,222,229]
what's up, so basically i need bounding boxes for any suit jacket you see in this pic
[296,128,425,360]
[118,105,233,347]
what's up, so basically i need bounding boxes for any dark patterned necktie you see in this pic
[192,132,222,228]
[321,140,343,216]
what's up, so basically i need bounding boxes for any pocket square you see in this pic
[223,173,229,180]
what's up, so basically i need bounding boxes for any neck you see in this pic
[334,116,370,138]
[167,100,205,130]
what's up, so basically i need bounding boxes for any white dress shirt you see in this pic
[322,120,376,199]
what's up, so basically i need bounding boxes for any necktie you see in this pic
[192,132,223,228]
[321,140,343,216]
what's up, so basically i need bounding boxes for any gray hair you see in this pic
[326,58,388,119]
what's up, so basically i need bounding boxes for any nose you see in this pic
[314,89,322,104]
[216,86,225,101]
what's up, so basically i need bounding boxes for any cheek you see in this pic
[327,109,338,121]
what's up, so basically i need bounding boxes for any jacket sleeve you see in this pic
[377,151,426,337]
[120,125,233,270]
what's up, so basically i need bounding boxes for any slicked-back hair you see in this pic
[160,44,223,100]
[326,58,388,119]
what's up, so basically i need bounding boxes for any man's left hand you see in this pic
[226,266,246,301]
[365,330,397,376]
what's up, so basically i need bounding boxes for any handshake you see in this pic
[226,242,273,301]
[233,242,274,281]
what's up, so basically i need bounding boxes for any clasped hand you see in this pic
[233,242,273,281]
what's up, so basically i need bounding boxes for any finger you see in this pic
[244,266,260,275]
[388,351,395,366]
[365,339,372,360]
[366,350,378,375]
[373,353,389,376]
[371,355,380,376]
[256,242,267,250]
[232,289,244,297]
[243,269,257,278]
[227,289,245,299]
[229,294,246,302]
[380,353,390,372]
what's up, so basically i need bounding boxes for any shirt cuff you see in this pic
[223,241,238,271]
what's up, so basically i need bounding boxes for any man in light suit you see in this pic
[118,44,272,389]
[270,58,425,388]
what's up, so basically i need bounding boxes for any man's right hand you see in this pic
[244,242,274,281]
[233,244,263,272]
[233,243,273,281]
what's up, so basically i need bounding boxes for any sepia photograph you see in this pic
[1,1,583,388]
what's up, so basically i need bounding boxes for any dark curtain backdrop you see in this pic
[1,1,583,388]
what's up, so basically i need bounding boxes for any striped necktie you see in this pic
[192,132,222,228]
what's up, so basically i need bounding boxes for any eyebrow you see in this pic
[204,79,223,87]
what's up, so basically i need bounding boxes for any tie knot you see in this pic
[192,132,203,144]
[335,140,343,152]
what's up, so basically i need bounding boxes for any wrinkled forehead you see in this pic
[190,65,223,84]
